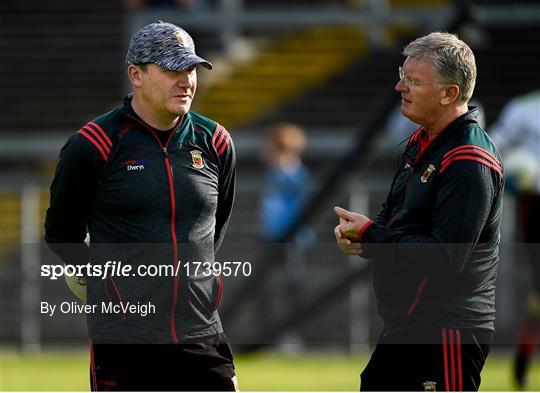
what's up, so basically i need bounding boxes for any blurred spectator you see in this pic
[260,122,312,242]
[258,122,314,345]
[488,90,540,390]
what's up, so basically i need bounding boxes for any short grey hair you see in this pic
[403,32,477,103]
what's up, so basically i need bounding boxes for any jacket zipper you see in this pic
[126,113,182,343]
[386,162,414,228]
[386,136,432,228]
[387,142,430,315]
[162,146,180,343]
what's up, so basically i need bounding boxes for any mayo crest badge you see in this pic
[190,150,204,169]
[422,381,437,391]
[420,164,435,183]
[175,31,187,47]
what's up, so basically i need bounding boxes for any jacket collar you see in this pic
[121,94,188,146]
[410,106,480,168]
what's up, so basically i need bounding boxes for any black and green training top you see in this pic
[358,108,504,335]
[45,95,236,343]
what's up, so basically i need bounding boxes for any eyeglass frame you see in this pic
[398,66,447,88]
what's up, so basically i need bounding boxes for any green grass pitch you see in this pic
[1,350,538,391]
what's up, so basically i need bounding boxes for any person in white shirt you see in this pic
[488,90,540,390]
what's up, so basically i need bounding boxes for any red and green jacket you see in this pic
[359,108,504,334]
[45,95,236,343]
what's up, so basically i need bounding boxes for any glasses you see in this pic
[398,66,421,87]
[398,66,443,88]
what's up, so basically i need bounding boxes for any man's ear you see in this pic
[440,84,460,106]
[127,64,143,88]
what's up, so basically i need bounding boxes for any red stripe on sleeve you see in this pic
[88,122,112,148]
[439,155,503,176]
[82,126,111,155]
[357,220,374,242]
[217,135,230,156]
[442,148,502,171]
[215,128,227,151]
[442,328,450,392]
[443,144,499,162]
[212,124,222,144]
[79,129,108,161]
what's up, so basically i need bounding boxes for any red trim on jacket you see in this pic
[82,125,111,155]
[214,125,225,147]
[442,149,503,173]
[407,127,424,146]
[415,129,434,164]
[211,124,221,144]
[108,277,126,321]
[439,155,503,176]
[125,111,183,343]
[406,275,429,316]
[164,154,180,343]
[443,144,499,161]
[442,145,502,172]
[357,220,375,242]
[212,124,230,156]
[78,129,109,161]
[218,137,230,156]
[212,275,225,313]
[88,122,112,148]
[443,147,502,168]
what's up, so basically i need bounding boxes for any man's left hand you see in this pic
[334,224,363,255]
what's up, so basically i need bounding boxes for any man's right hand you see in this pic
[334,224,363,256]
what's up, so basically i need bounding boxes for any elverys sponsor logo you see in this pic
[123,159,148,171]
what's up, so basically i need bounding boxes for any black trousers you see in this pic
[90,334,237,391]
[360,328,493,391]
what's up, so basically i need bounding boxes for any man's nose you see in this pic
[395,78,407,92]
[176,71,191,86]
